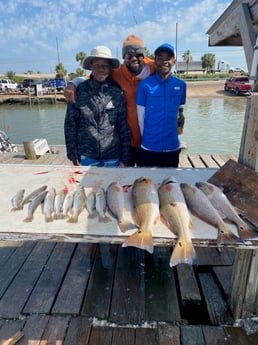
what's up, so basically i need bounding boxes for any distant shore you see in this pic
[0,80,244,104]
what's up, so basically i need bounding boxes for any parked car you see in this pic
[0,79,17,92]
[49,78,67,92]
[224,75,252,96]
[22,79,40,88]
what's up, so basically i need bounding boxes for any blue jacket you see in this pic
[136,73,186,152]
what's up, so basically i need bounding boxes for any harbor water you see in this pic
[0,97,247,155]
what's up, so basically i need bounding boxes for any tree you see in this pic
[75,68,84,76]
[201,53,216,72]
[76,51,87,66]
[144,47,154,60]
[182,50,192,74]
[55,62,67,77]
[6,71,15,80]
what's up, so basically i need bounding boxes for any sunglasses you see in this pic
[125,53,144,60]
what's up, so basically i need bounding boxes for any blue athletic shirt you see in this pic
[136,73,186,152]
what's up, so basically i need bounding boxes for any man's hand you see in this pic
[64,83,76,103]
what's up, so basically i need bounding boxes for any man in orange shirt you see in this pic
[64,35,156,166]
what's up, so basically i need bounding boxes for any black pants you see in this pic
[128,146,141,167]
[138,147,181,167]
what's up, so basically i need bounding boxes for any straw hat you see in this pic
[83,46,120,70]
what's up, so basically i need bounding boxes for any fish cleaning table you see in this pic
[1,164,258,319]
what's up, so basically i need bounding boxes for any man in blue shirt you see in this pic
[136,43,186,167]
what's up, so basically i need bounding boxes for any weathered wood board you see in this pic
[208,159,258,228]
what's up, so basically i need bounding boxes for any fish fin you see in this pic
[118,219,136,233]
[237,223,258,239]
[169,239,197,267]
[217,225,242,245]
[122,229,153,254]
[188,217,193,228]
[23,216,33,223]
[154,213,160,225]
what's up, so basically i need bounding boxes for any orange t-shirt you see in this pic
[110,58,156,147]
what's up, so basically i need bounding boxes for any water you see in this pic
[0,97,247,155]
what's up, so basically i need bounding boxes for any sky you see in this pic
[0,0,247,75]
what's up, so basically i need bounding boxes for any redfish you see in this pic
[106,182,135,232]
[196,181,257,239]
[122,177,159,254]
[180,183,240,245]
[158,177,197,267]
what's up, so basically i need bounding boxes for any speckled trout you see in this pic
[196,181,257,239]
[158,177,197,267]
[122,177,160,254]
[180,183,240,245]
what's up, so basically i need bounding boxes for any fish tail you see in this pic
[45,216,54,223]
[67,216,78,223]
[169,240,197,267]
[23,216,33,223]
[11,206,24,211]
[88,210,98,219]
[237,224,257,239]
[53,213,65,220]
[122,229,153,254]
[217,224,242,244]
[98,215,112,223]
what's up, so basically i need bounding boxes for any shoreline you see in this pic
[0,80,246,104]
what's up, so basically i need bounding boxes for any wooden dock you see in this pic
[0,146,257,345]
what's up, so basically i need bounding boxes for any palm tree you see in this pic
[76,51,87,66]
[182,50,192,74]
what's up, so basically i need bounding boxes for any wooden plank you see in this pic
[23,242,76,315]
[212,266,232,296]
[112,328,135,345]
[109,247,145,324]
[145,247,181,322]
[195,247,233,266]
[0,320,25,344]
[208,159,258,228]
[198,272,234,325]
[239,95,258,171]
[224,326,251,345]
[229,248,258,319]
[40,316,70,345]
[63,317,91,345]
[201,325,229,345]
[158,323,180,345]
[18,314,50,345]
[88,326,113,345]
[187,155,206,168]
[199,154,220,168]
[81,244,116,319]
[176,264,201,305]
[180,325,205,345]
[211,154,230,168]
[52,243,96,315]
[0,242,35,298]
[0,242,56,318]
[135,328,158,345]
[179,154,193,168]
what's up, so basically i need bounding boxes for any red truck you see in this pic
[224,75,252,96]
